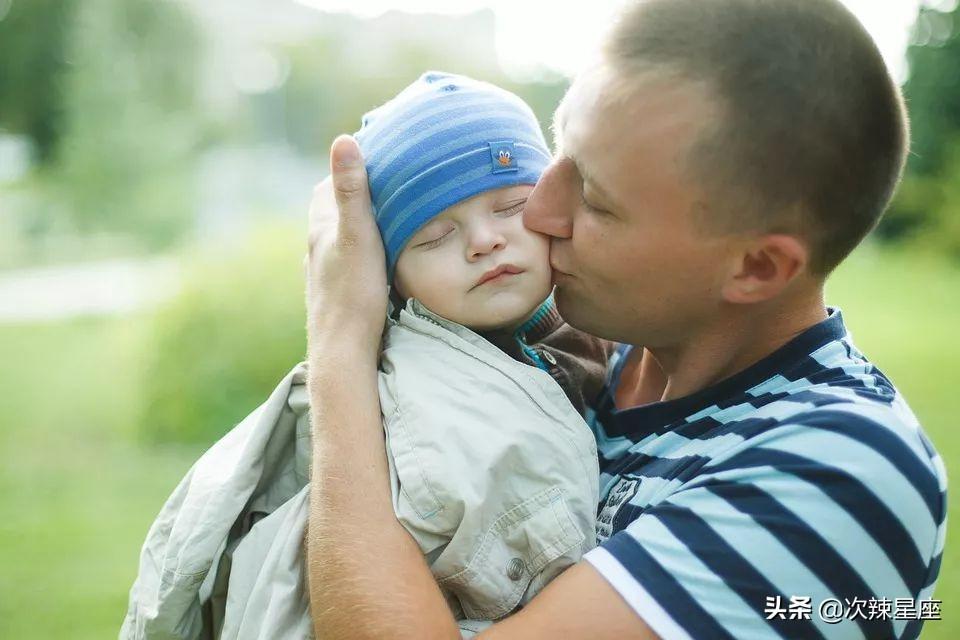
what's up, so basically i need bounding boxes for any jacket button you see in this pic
[506,557,526,581]
[541,350,557,366]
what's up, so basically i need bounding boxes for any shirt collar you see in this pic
[605,307,847,438]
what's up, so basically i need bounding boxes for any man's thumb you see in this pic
[330,135,370,211]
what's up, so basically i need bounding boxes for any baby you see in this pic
[360,71,612,412]
[356,71,612,629]
[121,72,613,640]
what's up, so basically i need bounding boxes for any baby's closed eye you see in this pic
[494,199,527,217]
[413,223,456,249]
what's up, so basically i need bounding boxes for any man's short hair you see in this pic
[604,0,909,275]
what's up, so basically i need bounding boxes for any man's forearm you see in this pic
[305,332,461,640]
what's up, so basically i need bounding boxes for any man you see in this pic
[304,0,946,638]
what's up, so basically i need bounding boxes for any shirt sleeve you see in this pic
[584,415,945,640]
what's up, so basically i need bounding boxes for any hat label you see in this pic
[488,140,518,174]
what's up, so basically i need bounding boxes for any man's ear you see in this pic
[722,234,809,304]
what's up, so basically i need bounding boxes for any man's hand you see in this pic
[306,135,387,350]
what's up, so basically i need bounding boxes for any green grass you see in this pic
[0,243,954,638]
[0,316,205,640]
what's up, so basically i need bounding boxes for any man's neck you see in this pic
[619,290,828,408]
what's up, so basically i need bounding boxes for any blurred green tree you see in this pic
[902,3,960,177]
[53,0,207,248]
[0,0,76,162]
[6,4,568,263]
[278,11,567,157]
[138,224,306,444]
[880,2,960,257]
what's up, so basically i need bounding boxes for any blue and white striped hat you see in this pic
[354,71,552,279]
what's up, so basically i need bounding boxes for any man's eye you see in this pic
[579,190,608,215]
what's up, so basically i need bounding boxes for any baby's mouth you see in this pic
[473,264,524,288]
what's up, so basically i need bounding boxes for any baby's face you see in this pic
[393,185,552,331]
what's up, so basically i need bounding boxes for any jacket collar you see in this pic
[401,295,562,362]
[515,294,563,344]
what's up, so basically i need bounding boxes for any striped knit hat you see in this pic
[354,71,552,280]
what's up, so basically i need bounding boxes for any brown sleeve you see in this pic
[479,314,616,418]
[534,324,617,417]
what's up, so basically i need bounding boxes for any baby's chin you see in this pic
[458,291,547,332]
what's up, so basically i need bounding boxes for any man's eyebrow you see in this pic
[553,96,625,212]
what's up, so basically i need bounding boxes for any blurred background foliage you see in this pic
[0,0,956,638]
[0,0,566,265]
[138,224,306,445]
[880,2,960,256]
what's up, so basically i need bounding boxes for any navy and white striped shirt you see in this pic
[582,308,947,639]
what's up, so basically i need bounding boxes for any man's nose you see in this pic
[524,159,574,239]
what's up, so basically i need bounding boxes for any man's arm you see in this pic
[304,135,658,640]
[305,341,460,638]
[477,563,659,640]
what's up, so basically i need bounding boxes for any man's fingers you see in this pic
[305,135,388,340]
[329,135,372,223]
[307,135,383,268]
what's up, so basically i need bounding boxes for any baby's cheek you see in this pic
[525,228,551,258]
[421,273,471,316]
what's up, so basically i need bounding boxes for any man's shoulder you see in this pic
[744,358,930,454]
[720,361,939,469]
[700,326,922,447]
[592,312,946,507]
[586,323,948,639]
[704,378,948,543]
[599,355,944,509]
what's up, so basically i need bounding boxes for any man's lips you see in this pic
[474,264,524,288]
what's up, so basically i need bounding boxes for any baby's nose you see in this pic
[467,225,507,259]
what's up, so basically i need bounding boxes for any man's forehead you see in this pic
[553,68,612,149]
[552,69,631,200]
[559,68,716,159]
[552,65,719,215]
